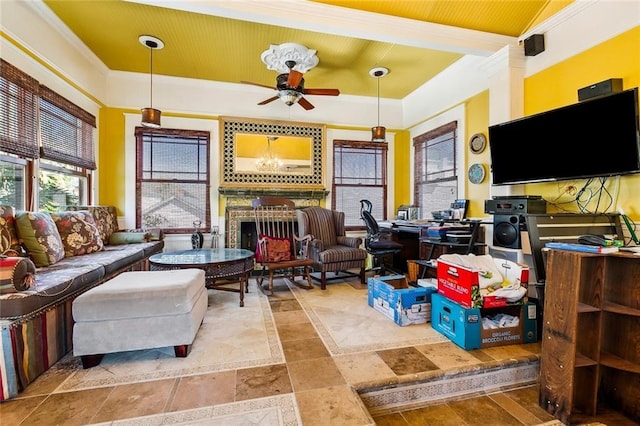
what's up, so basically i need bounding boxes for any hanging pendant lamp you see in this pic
[139,35,164,128]
[370,67,388,142]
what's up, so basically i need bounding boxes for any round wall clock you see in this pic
[468,163,486,184]
[469,133,487,154]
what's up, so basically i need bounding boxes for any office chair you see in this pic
[359,200,403,275]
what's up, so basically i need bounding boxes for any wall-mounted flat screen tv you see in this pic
[488,87,640,185]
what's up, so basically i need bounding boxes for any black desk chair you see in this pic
[359,200,403,275]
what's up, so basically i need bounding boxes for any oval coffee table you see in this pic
[149,248,254,307]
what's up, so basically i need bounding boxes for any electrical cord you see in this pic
[575,177,613,214]
[549,177,614,214]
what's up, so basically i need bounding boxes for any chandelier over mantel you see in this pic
[256,136,282,172]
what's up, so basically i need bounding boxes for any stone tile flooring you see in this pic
[0,277,636,425]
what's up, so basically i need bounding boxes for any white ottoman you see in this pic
[73,269,207,368]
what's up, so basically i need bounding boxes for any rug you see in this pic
[288,280,449,356]
[59,281,281,392]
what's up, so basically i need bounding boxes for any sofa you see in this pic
[0,205,165,401]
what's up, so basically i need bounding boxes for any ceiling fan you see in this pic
[241,60,340,110]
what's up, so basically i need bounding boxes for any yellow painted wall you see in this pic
[393,129,410,212]
[464,90,491,218]
[522,27,640,220]
[97,107,129,214]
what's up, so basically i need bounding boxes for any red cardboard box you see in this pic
[436,257,529,309]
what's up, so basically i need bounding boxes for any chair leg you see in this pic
[303,266,313,289]
[257,267,274,296]
[292,266,313,290]
[256,267,266,288]
[267,270,275,295]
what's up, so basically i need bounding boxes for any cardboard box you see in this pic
[430,293,537,350]
[436,257,529,309]
[367,275,436,326]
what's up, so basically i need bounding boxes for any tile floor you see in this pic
[0,277,636,425]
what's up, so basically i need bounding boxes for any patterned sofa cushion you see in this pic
[66,205,119,244]
[50,211,104,257]
[0,205,24,257]
[15,211,65,267]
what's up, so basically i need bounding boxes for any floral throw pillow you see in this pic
[50,211,104,257]
[256,234,292,263]
[66,205,119,244]
[0,205,24,256]
[15,211,65,267]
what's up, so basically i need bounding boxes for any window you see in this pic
[0,155,27,209]
[38,160,88,212]
[135,127,210,233]
[414,121,458,216]
[0,59,95,211]
[333,140,388,229]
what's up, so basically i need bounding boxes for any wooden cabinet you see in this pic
[539,249,640,424]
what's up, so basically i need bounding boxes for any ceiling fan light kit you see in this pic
[278,89,302,106]
[139,35,164,128]
[370,67,388,142]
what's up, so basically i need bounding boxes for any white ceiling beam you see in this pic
[124,0,516,56]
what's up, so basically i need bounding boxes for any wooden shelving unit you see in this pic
[539,249,640,424]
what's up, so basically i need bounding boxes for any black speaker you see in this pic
[577,78,623,101]
[493,215,526,249]
[524,34,545,57]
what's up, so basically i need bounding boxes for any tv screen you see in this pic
[488,87,640,185]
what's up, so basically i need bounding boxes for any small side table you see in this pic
[149,248,254,307]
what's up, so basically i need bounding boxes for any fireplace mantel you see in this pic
[219,187,328,202]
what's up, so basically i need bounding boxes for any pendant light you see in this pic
[370,67,388,142]
[139,35,164,128]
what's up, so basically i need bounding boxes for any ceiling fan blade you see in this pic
[298,97,315,110]
[303,88,340,96]
[241,81,275,90]
[258,96,279,105]
[287,70,303,88]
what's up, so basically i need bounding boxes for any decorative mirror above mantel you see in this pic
[220,116,325,189]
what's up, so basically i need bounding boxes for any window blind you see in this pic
[135,127,211,232]
[0,59,39,159]
[414,121,458,215]
[333,140,388,228]
[39,84,96,169]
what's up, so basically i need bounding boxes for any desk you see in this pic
[383,220,487,275]
[149,248,254,307]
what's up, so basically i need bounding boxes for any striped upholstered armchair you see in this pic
[296,206,367,290]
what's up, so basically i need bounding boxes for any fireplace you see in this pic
[221,188,327,249]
